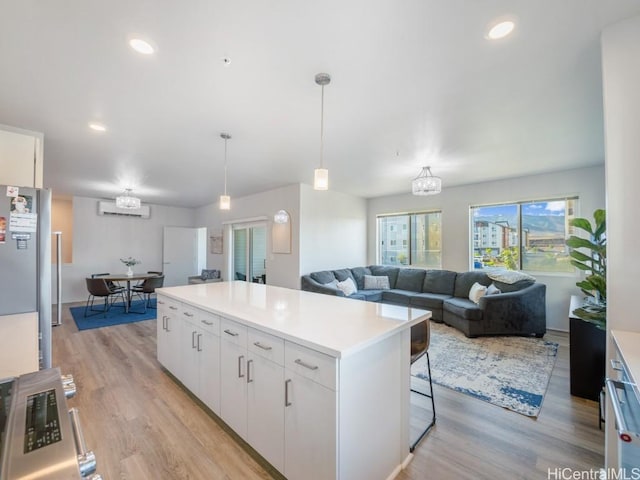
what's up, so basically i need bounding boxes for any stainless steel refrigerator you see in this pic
[0,185,52,370]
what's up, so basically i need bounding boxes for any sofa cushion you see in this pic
[381,289,417,305]
[350,266,372,290]
[487,269,536,284]
[364,275,390,290]
[410,292,452,310]
[356,289,384,302]
[201,269,220,280]
[444,297,483,321]
[310,270,337,284]
[395,269,426,293]
[493,279,535,293]
[369,266,400,289]
[333,268,356,284]
[453,271,491,298]
[423,269,457,295]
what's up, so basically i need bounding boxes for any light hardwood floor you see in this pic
[52,304,603,479]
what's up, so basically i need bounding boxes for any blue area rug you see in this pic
[412,322,558,417]
[70,299,156,331]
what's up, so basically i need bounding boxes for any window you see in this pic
[378,211,442,268]
[470,198,577,273]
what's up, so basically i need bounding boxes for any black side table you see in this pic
[569,295,606,401]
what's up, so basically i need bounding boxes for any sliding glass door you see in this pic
[232,223,266,283]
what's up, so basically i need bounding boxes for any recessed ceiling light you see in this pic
[487,20,515,40]
[129,38,155,55]
[88,122,107,132]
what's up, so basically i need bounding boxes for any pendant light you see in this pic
[314,73,331,190]
[220,133,231,210]
[412,166,442,195]
[115,188,141,209]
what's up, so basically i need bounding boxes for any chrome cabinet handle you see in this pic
[183,312,194,317]
[238,355,245,378]
[224,329,239,337]
[158,300,165,305]
[285,379,292,407]
[247,359,253,383]
[166,317,171,332]
[294,358,319,371]
[162,315,167,331]
[197,333,202,352]
[69,408,97,477]
[169,305,178,310]
[201,319,214,326]
[253,341,272,351]
[192,331,197,349]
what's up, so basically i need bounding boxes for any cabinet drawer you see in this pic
[220,318,247,347]
[161,297,180,314]
[248,329,284,365]
[285,341,336,391]
[197,311,220,336]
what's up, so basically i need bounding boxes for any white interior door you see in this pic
[163,227,205,286]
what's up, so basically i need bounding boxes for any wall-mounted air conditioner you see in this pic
[97,201,151,219]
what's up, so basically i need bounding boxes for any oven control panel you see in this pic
[24,388,62,453]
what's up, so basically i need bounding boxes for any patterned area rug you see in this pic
[412,322,558,417]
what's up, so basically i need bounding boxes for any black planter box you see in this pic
[569,317,606,401]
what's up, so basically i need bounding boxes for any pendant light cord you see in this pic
[224,137,228,195]
[320,84,324,169]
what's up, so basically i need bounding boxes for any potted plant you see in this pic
[565,209,606,401]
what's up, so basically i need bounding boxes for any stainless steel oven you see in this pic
[607,360,640,469]
[0,367,101,479]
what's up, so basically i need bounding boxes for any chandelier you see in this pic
[412,167,442,196]
[115,189,141,209]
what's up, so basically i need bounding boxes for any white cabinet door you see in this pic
[247,352,285,472]
[0,127,43,188]
[181,320,200,394]
[220,319,248,439]
[198,328,221,414]
[157,298,181,377]
[284,371,336,480]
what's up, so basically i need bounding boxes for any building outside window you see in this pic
[378,211,441,268]
[471,198,577,273]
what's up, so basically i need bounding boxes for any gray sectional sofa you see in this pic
[300,265,546,338]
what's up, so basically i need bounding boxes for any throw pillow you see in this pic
[336,277,358,296]
[487,269,535,284]
[468,282,488,304]
[201,269,219,280]
[363,274,390,290]
[486,283,502,295]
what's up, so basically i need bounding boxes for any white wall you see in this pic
[367,166,605,331]
[58,196,196,302]
[299,183,368,276]
[195,184,301,289]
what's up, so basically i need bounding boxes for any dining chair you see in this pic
[84,277,127,317]
[91,272,122,290]
[410,319,436,452]
[131,275,165,313]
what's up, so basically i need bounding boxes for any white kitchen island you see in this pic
[156,281,430,480]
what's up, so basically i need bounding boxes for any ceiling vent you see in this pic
[97,201,150,219]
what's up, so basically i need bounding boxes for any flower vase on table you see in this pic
[120,257,140,277]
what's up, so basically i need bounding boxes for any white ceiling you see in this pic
[1,1,639,208]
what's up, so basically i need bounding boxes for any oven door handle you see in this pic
[69,407,98,477]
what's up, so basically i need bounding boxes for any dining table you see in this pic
[101,273,159,313]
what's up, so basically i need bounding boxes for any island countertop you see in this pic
[157,281,430,358]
